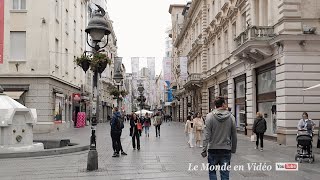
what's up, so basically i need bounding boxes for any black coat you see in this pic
[253,117,267,134]
[130,118,141,136]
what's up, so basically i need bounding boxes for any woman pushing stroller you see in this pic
[295,112,316,163]
[297,112,316,135]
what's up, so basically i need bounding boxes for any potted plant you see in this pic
[109,88,120,98]
[74,55,91,72]
[120,90,128,97]
[90,53,112,73]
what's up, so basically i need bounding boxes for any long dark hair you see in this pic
[302,112,308,119]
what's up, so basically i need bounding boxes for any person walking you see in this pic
[185,115,194,148]
[153,112,162,137]
[110,107,127,157]
[252,112,267,152]
[193,112,204,148]
[144,113,151,137]
[201,96,237,180]
[130,113,141,150]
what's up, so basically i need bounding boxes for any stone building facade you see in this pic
[169,0,320,146]
[0,0,118,132]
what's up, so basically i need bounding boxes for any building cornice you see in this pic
[174,0,201,47]
[0,75,81,89]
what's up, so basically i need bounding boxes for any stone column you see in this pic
[245,63,256,136]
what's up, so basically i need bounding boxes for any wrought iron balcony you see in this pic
[235,26,275,47]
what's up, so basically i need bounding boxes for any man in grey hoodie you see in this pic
[201,96,237,180]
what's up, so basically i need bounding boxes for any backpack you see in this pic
[115,116,124,131]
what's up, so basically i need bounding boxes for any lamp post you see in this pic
[82,4,111,171]
[113,57,124,109]
[137,83,146,117]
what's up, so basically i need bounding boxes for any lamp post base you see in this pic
[87,149,98,171]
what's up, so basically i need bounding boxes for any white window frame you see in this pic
[12,0,26,10]
[10,31,26,61]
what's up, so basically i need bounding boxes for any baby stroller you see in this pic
[295,130,315,163]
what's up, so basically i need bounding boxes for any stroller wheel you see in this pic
[309,158,313,163]
[299,158,302,163]
[295,154,299,161]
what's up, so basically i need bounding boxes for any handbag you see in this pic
[196,125,203,131]
[137,122,142,130]
[251,134,257,142]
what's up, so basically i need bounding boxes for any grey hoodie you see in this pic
[202,109,237,153]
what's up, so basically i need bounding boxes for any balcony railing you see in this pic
[187,73,201,82]
[235,26,275,47]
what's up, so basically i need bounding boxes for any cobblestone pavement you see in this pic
[0,121,320,180]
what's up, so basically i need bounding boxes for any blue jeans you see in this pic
[208,152,231,180]
[144,126,150,134]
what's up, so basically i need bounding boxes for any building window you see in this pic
[208,86,215,111]
[224,30,229,59]
[65,48,68,72]
[10,31,26,60]
[13,0,26,10]
[55,38,59,71]
[256,62,276,135]
[65,9,69,33]
[241,13,246,31]
[73,20,76,42]
[55,0,60,20]
[234,74,246,130]
[219,81,228,98]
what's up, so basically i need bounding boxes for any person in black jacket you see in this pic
[110,107,127,157]
[252,112,267,152]
[130,113,141,150]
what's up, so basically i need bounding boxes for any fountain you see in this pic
[0,86,44,153]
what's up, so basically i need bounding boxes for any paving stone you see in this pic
[0,121,320,179]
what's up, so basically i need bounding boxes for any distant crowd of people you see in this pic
[110,109,164,157]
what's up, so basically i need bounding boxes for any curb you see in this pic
[0,144,89,159]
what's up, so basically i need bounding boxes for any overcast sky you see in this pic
[106,0,187,75]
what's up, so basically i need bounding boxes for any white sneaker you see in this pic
[200,145,203,148]
[260,148,263,152]
[254,146,258,150]
[190,145,194,148]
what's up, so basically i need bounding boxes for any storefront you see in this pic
[219,81,228,97]
[256,62,276,136]
[234,74,246,133]
[208,86,215,111]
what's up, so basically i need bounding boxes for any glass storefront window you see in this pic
[208,87,215,111]
[236,81,245,98]
[235,104,246,129]
[258,101,276,136]
[257,69,276,94]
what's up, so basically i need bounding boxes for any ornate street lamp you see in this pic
[85,4,111,171]
[113,57,124,108]
[85,4,111,51]
[137,83,146,117]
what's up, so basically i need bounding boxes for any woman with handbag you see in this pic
[252,112,267,152]
[130,113,141,150]
[144,113,151,137]
[193,112,204,148]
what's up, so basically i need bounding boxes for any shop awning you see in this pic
[3,91,25,100]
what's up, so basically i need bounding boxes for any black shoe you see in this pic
[121,151,127,155]
[133,148,136,150]
[137,148,140,151]
[112,153,119,157]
